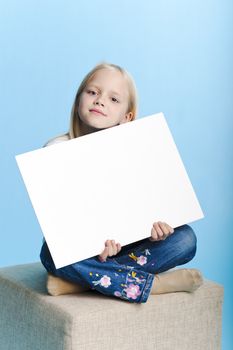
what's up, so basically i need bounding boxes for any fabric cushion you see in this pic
[0,262,223,350]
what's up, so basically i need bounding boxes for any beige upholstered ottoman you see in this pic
[0,262,223,350]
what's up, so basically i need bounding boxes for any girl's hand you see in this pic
[98,240,121,262]
[149,221,174,241]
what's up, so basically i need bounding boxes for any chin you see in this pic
[90,122,116,130]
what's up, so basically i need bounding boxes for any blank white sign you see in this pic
[16,113,204,268]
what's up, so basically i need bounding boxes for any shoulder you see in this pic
[43,133,70,147]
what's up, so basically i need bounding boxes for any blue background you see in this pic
[0,1,232,348]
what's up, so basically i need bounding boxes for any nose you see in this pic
[94,95,105,107]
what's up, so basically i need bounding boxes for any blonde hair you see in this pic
[68,62,138,138]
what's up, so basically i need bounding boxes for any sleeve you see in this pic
[43,133,70,147]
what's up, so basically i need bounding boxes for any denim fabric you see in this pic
[40,224,197,303]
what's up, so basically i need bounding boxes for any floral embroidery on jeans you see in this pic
[113,270,146,301]
[144,249,151,256]
[127,271,146,285]
[137,255,147,266]
[128,252,147,266]
[124,284,141,299]
[92,275,111,288]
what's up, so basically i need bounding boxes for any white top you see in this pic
[44,134,70,147]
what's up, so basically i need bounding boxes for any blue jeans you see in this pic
[40,224,197,303]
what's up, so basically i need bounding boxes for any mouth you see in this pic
[89,109,107,117]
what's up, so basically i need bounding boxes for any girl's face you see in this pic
[78,68,133,130]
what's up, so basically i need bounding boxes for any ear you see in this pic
[119,112,134,124]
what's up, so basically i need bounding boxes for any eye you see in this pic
[87,90,97,95]
[111,97,119,103]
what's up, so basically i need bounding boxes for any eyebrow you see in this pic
[87,84,121,97]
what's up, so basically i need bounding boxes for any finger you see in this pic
[104,239,113,255]
[167,223,174,234]
[157,221,170,235]
[162,222,174,235]
[160,234,168,240]
[163,222,174,232]
[99,246,109,262]
[111,240,119,256]
[153,222,164,238]
[151,227,159,241]
[161,222,175,240]
[116,243,121,254]
[105,240,112,256]
[109,240,115,256]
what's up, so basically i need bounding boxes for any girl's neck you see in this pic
[79,119,104,136]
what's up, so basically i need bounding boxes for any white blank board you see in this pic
[16,113,204,268]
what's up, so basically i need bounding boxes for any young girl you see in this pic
[40,62,203,303]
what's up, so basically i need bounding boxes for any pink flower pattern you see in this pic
[137,255,147,266]
[100,275,111,288]
[92,274,111,288]
[124,284,141,299]
[114,291,122,297]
